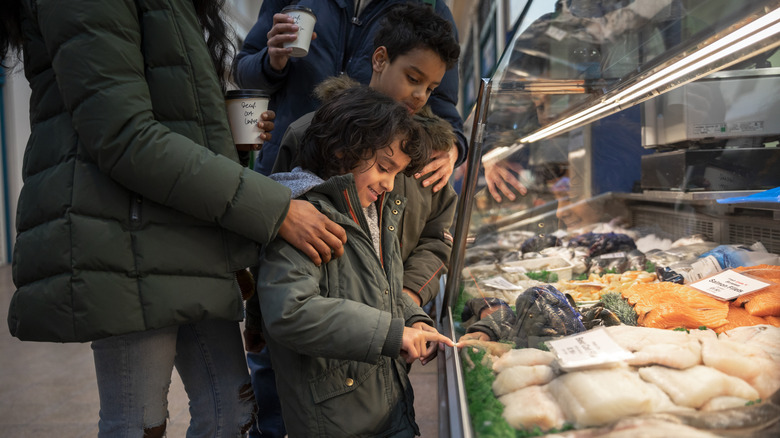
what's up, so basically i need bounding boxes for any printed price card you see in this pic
[547,328,633,371]
[482,276,524,291]
[690,269,770,301]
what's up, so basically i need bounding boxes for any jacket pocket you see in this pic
[309,360,400,436]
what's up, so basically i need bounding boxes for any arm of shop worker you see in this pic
[484,159,527,203]
[278,200,346,266]
[40,1,290,246]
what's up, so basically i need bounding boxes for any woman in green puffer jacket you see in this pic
[1,0,346,436]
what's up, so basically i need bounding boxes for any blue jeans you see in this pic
[247,346,285,438]
[92,319,256,437]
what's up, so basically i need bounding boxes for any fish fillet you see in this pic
[493,364,556,396]
[698,396,751,411]
[499,385,566,431]
[638,365,759,408]
[604,325,702,369]
[547,368,657,427]
[492,347,556,373]
[714,305,768,333]
[721,324,780,361]
[623,282,729,330]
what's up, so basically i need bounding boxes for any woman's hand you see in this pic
[236,110,276,151]
[278,200,347,265]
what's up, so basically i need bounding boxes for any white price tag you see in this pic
[547,328,633,371]
[482,276,524,291]
[689,269,770,301]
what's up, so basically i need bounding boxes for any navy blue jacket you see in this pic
[233,0,467,175]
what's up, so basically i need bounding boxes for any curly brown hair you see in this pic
[299,85,430,179]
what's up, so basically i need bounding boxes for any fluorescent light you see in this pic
[518,6,780,144]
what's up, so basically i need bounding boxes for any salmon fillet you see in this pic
[623,282,729,330]
[732,265,780,317]
[714,305,768,334]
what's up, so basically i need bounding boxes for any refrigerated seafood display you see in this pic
[437,1,780,437]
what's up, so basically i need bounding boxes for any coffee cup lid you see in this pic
[281,5,315,16]
[225,89,269,99]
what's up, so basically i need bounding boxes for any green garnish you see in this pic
[599,292,638,326]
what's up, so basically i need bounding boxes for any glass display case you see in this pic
[437,1,780,436]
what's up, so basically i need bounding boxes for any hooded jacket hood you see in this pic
[270,167,325,199]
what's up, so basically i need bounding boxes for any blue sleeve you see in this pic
[233,0,291,93]
[431,2,467,166]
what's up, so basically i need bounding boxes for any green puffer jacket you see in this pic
[8,0,291,342]
[273,111,457,306]
[257,172,431,437]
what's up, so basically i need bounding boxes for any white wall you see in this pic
[1,64,30,266]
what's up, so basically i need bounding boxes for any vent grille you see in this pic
[728,222,780,255]
[631,206,716,241]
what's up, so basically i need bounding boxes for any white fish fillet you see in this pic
[604,325,702,369]
[638,365,759,408]
[720,324,780,361]
[547,368,657,427]
[699,396,751,411]
[492,348,556,373]
[493,365,556,396]
[499,385,566,431]
[700,337,780,399]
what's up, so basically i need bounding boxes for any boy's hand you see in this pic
[415,144,457,193]
[278,200,347,266]
[267,13,318,71]
[235,110,276,151]
[400,325,455,365]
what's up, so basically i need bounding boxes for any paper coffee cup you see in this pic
[281,5,317,57]
[225,89,270,146]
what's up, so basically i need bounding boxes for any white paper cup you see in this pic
[225,90,270,146]
[281,5,317,57]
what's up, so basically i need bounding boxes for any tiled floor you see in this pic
[0,264,439,437]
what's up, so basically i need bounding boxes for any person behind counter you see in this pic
[254,84,455,437]
[1,1,347,436]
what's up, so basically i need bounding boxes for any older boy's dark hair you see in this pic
[374,3,460,70]
[300,85,430,179]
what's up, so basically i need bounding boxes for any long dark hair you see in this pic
[2,0,233,89]
[0,0,23,68]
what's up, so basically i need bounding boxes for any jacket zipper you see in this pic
[130,194,143,224]
[340,1,384,74]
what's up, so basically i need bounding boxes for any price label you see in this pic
[690,269,770,301]
[482,276,524,291]
[547,328,633,371]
